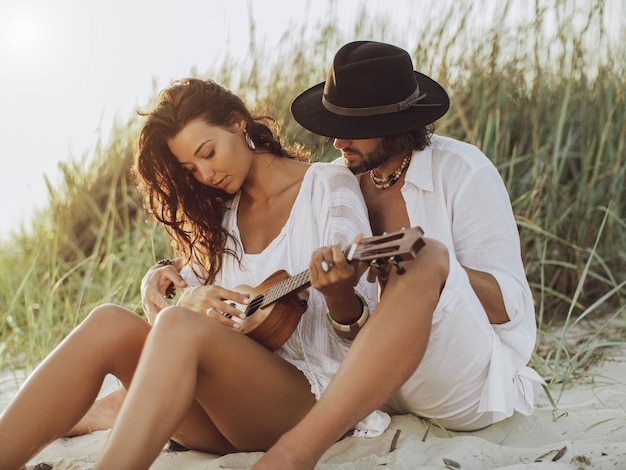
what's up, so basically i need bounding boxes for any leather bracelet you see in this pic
[326,293,369,333]
[156,259,176,299]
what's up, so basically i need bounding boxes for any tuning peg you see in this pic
[388,257,406,275]
[369,259,391,281]
[370,259,383,270]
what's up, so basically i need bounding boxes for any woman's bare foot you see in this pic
[65,387,126,436]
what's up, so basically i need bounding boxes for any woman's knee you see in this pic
[153,306,196,328]
[82,303,149,343]
[151,306,209,343]
[150,307,237,357]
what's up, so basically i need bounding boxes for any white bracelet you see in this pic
[326,293,369,333]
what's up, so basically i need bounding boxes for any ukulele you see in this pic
[233,226,425,351]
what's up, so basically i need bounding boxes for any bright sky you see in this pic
[0,0,623,238]
[0,0,412,237]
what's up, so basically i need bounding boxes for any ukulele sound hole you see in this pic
[245,295,264,317]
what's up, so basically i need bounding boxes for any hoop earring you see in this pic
[244,129,256,150]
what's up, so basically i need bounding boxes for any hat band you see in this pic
[322,86,438,117]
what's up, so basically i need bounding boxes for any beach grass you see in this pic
[0,0,624,407]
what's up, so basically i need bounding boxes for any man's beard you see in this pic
[344,142,393,175]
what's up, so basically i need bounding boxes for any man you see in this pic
[253,40,543,469]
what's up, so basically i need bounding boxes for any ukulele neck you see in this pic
[262,270,311,308]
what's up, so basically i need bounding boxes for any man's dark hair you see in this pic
[382,123,434,155]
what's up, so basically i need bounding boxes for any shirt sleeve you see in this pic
[450,164,535,341]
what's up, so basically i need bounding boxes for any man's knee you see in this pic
[388,238,449,291]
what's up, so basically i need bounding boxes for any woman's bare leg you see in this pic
[64,387,127,437]
[0,304,149,470]
[253,241,449,469]
[93,306,316,470]
[65,385,235,453]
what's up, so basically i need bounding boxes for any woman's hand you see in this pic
[140,261,188,323]
[178,285,250,330]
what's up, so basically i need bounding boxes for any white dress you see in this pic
[182,162,381,419]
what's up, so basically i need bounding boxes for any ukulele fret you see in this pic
[262,270,311,307]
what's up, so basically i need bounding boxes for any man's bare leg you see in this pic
[252,240,449,469]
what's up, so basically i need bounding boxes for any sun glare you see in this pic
[6,16,40,51]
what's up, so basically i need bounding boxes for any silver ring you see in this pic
[321,259,334,273]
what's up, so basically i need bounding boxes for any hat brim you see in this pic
[291,71,450,140]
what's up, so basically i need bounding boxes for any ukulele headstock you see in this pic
[347,226,425,274]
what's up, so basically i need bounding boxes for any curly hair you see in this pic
[132,78,308,284]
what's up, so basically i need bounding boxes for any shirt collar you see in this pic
[404,144,434,192]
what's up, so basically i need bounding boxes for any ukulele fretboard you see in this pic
[263,270,311,307]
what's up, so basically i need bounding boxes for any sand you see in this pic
[2,346,626,469]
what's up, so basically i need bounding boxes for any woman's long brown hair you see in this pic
[132,78,308,283]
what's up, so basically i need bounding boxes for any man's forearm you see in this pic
[463,267,510,324]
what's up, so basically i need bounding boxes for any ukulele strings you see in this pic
[261,270,311,307]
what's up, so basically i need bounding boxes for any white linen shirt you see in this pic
[334,134,542,428]
[400,134,536,367]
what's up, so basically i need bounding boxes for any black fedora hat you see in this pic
[291,41,450,139]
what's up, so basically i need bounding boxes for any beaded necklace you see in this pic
[368,154,412,190]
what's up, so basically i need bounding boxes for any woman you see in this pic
[0,78,376,469]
